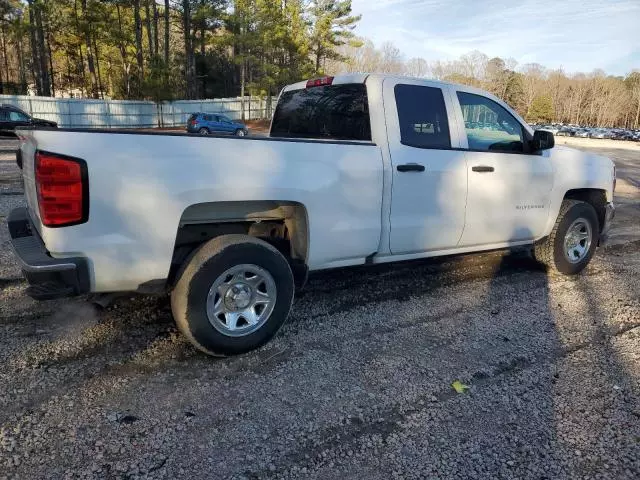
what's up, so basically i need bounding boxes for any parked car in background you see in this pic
[532,123,638,142]
[589,129,612,139]
[556,126,576,136]
[538,125,560,135]
[186,113,249,136]
[0,104,57,135]
[575,129,591,138]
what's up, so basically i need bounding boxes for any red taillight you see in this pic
[35,151,88,227]
[306,76,334,88]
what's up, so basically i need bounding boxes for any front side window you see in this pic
[457,92,524,153]
[394,84,451,149]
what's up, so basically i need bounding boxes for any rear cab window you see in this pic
[270,84,371,141]
[394,84,451,149]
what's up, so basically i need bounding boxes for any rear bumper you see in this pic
[598,202,615,246]
[7,207,90,300]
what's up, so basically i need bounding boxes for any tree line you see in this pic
[0,0,359,104]
[0,1,638,129]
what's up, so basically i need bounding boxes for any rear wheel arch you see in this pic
[168,200,310,288]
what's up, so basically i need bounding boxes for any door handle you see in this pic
[471,165,494,173]
[397,163,425,172]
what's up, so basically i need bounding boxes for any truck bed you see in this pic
[16,127,384,292]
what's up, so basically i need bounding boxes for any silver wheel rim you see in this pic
[199,129,208,135]
[237,130,245,136]
[563,218,592,264]
[206,264,277,337]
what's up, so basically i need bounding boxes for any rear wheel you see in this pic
[198,127,209,135]
[171,235,294,356]
[533,199,599,275]
[235,129,246,137]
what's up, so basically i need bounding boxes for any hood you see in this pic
[550,145,615,196]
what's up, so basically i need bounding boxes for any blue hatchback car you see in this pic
[186,113,249,136]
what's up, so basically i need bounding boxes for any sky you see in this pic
[350,0,640,76]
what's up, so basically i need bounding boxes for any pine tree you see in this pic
[309,0,360,74]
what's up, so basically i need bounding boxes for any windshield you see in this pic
[270,84,371,141]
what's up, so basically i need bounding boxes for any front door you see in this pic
[385,79,468,254]
[452,89,554,246]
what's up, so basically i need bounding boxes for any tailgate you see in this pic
[16,129,42,235]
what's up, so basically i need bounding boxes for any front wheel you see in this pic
[533,200,599,275]
[171,235,294,356]
[235,129,246,136]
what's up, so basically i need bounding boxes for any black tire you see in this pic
[171,234,294,356]
[198,127,209,135]
[235,129,246,136]
[533,200,599,275]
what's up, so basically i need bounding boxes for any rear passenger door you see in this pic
[385,79,468,254]
[203,114,219,132]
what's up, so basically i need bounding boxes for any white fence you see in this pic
[0,95,275,128]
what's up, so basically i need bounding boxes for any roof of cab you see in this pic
[282,73,482,94]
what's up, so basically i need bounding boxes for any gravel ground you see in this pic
[0,138,639,479]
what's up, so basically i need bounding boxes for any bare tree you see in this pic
[520,63,545,116]
[404,57,429,78]
[378,42,403,73]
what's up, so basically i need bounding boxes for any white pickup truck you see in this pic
[9,74,615,356]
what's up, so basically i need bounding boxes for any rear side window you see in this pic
[270,84,371,141]
[395,84,451,149]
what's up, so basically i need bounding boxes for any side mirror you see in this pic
[531,129,554,151]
